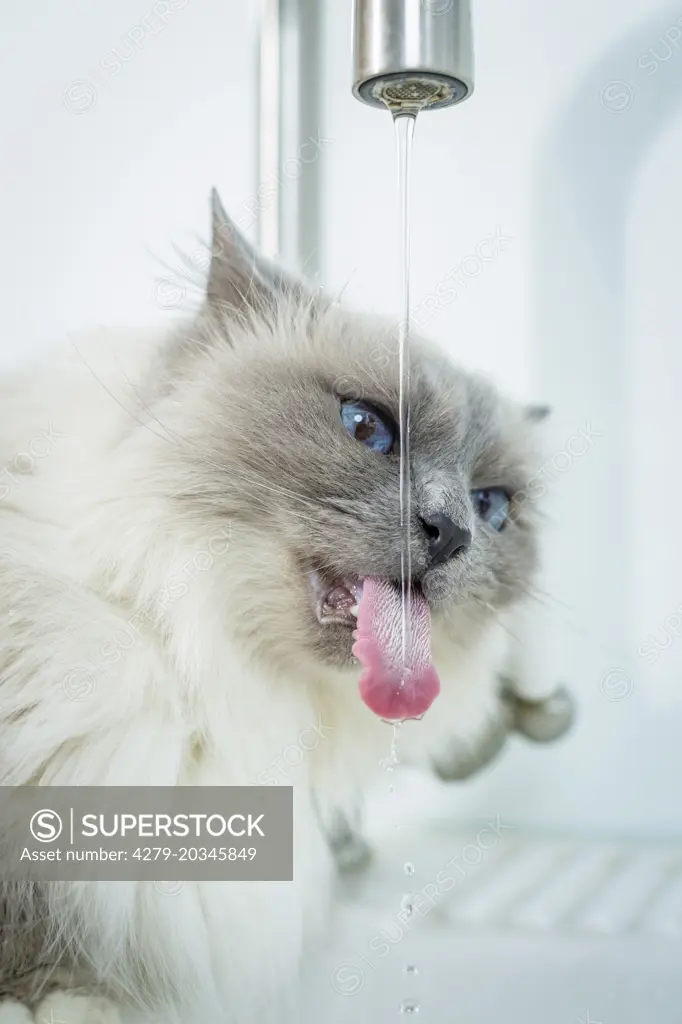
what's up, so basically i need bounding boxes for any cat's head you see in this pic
[162,193,545,719]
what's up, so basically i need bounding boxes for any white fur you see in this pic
[0,327,514,1022]
[0,1004,33,1024]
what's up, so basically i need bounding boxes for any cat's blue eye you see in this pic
[471,487,510,531]
[341,401,394,454]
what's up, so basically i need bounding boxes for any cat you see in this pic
[0,191,546,1023]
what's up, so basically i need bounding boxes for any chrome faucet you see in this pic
[351,0,474,114]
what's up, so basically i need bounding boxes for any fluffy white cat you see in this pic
[0,194,545,1023]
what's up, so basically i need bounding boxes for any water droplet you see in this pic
[400,999,420,1014]
[404,861,415,876]
[400,893,414,916]
[386,722,402,768]
[405,965,418,977]
[388,783,394,793]
[380,757,394,772]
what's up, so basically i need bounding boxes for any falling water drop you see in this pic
[400,999,421,1015]
[400,893,414,917]
[390,722,401,763]
[405,965,418,977]
[404,861,415,876]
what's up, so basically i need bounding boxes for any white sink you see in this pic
[300,817,682,1022]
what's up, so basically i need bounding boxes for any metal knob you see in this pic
[508,684,576,744]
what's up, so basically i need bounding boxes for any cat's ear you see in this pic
[205,189,275,312]
[206,189,309,312]
[525,404,551,422]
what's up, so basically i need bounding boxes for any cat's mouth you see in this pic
[310,570,363,626]
[308,570,440,721]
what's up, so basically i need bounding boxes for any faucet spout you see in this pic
[352,0,474,113]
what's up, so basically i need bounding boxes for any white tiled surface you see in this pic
[300,822,682,1023]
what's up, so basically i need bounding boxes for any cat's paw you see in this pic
[33,992,121,1024]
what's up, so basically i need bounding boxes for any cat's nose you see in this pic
[420,512,471,568]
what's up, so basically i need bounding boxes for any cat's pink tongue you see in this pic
[352,577,440,721]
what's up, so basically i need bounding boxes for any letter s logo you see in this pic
[30,809,63,843]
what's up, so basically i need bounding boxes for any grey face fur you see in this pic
[163,193,542,670]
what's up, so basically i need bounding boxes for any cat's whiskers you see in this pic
[71,357,330,520]
[189,455,327,514]
[68,338,182,450]
[123,375,189,450]
[170,474,333,535]
[66,353,318,526]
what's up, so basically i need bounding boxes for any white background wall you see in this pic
[1,0,258,362]
[2,0,681,836]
